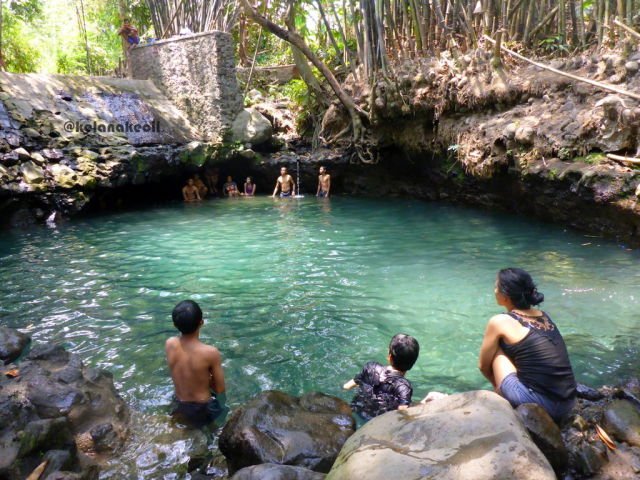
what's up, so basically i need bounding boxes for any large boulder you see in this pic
[232,107,273,146]
[0,326,30,363]
[326,390,556,480]
[219,391,355,475]
[20,161,45,184]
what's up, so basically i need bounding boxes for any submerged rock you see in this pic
[0,326,30,363]
[231,464,326,480]
[326,390,555,480]
[219,391,355,475]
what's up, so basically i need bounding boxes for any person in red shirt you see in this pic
[118,19,140,50]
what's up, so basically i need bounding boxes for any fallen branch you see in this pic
[613,18,640,42]
[483,35,640,102]
[528,6,559,40]
[606,153,640,165]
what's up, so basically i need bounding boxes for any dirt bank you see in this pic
[315,45,640,245]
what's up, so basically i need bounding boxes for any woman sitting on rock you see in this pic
[479,267,577,423]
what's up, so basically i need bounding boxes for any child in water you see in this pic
[343,334,419,421]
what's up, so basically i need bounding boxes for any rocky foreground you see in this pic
[1,326,639,479]
[0,327,129,479]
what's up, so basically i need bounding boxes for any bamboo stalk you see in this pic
[606,153,640,165]
[160,0,186,38]
[613,18,640,41]
[483,34,640,101]
[528,5,559,39]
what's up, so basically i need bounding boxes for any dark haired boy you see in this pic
[343,334,420,421]
[165,300,227,428]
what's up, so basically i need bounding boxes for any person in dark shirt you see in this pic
[343,334,420,421]
[479,268,577,423]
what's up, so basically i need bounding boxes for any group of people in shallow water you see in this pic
[181,166,331,202]
[165,267,577,429]
[182,173,256,202]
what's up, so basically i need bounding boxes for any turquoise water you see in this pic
[1,197,639,474]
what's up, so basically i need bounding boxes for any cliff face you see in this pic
[0,72,209,226]
[317,49,640,245]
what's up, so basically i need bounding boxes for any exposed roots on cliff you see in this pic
[320,43,640,178]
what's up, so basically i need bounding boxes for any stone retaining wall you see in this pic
[131,32,243,143]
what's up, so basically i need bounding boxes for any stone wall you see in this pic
[131,32,243,143]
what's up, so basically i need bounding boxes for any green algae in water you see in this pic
[0,197,638,476]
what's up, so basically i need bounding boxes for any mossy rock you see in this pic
[179,141,211,166]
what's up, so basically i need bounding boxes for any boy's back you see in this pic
[351,361,413,420]
[165,336,222,403]
[166,300,226,428]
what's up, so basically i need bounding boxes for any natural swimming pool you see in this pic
[1,197,638,475]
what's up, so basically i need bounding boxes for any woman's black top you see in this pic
[351,361,413,420]
[500,311,577,401]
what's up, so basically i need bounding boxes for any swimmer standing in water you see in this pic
[272,167,295,198]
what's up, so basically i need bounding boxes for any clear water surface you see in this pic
[1,197,638,477]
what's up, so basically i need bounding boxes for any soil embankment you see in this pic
[313,47,640,245]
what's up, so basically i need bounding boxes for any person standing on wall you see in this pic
[118,19,140,51]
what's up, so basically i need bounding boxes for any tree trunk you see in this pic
[329,0,358,80]
[239,0,368,149]
[285,4,329,102]
[238,16,250,67]
[558,0,566,45]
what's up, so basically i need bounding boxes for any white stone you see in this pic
[20,161,45,184]
[326,390,556,480]
[49,164,78,189]
[231,107,273,146]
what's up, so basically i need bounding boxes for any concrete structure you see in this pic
[130,32,243,143]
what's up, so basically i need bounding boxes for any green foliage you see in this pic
[278,78,318,136]
[7,0,43,21]
[538,35,570,55]
[2,6,41,72]
[575,152,606,165]
[280,78,308,106]
[1,0,152,74]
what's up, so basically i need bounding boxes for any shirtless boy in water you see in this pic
[316,166,331,197]
[165,300,226,427]
[272,167,296,197]
[182,178,201,203]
